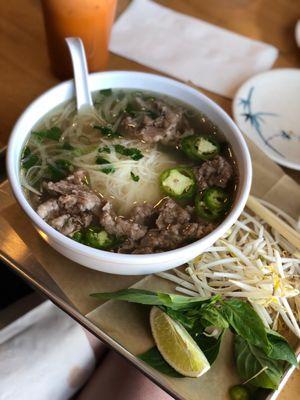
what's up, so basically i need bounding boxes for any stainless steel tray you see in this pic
[0,157,298,400]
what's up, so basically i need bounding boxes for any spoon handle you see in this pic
[65,37,93,111]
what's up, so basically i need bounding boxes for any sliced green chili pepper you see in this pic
[195,187,230,221]
[73,231,84,243]
[229,385,251,400]
[204,187,230,213]
[160,167,196,199]
[181,135,220,161]
[73,227,116,250]
[85,227,115,249]
[195,194,219,221]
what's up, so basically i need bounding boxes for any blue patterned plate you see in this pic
[233,69,300,170]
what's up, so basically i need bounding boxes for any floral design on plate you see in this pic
[233,69,300,171]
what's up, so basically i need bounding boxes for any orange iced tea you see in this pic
[41,0,117,79]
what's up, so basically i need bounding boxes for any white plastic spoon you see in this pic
[65,37,93,111]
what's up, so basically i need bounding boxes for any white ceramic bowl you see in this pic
[7,71,252,275]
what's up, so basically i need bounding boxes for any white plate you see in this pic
[233,69,300,170]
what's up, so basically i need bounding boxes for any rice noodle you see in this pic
[21,91,178,214]
[72,137,176,214]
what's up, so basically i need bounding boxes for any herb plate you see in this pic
[233,69,300,171]
[87,274,300,400]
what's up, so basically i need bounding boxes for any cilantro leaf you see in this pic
[95,156,115,174]
[98,146,111,154]
[62,142,74,150]
[114,144,143,161]
[100,88,112,96]
[130,172,140,182]
[32,127,62,141]
[47,159,73,181]
[21,147,40,170]
[93,125,120,139]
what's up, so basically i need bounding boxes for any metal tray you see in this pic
[0,153,298,399]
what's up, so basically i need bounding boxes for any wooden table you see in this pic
[1,0,300,183]
[0,0,299,398]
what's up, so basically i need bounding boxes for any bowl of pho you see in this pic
[7,71,252,275]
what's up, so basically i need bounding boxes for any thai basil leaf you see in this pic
[199,305,229,329]
[267,331,298,366]
[138,347,183,378]
[157,292,219,311]
[161,299,225,332]
[90,289,218,310]
[32,126,62,141]
[90,289,169,306]
[234,335,283,390]
[162,307,200,331]
[220,300,269,352]
[194,331,224,365]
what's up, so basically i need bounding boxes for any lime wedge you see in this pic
[150,306,210,378]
